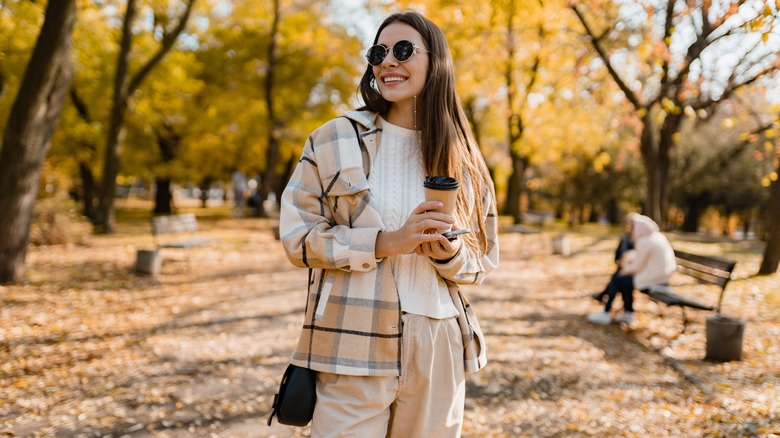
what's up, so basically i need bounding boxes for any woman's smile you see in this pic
[382,75,408,84]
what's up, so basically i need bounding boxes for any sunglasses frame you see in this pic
[365,40,428,67]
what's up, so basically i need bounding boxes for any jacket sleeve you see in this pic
[622,240,650,275]
[279,128,381,273]
[429,178,499,285]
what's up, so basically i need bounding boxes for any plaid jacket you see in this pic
[279,110,499,376]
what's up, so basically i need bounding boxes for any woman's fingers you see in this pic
[418,231,446,243]
[418,237,460,260]
[416,219,452,233]
[413,200,445,214]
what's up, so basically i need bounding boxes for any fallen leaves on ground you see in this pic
[0,215,778,437]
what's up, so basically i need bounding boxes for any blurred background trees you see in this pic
[1,0,779,283]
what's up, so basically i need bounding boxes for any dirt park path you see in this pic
[1,216,778,437]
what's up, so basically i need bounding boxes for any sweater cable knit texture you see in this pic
[367,118,458,319]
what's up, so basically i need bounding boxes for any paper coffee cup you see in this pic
[423,176,459,216]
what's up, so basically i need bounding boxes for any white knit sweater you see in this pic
[368,118,458,319]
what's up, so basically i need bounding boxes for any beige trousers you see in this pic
[311,313,466,438]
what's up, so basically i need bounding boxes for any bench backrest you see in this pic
[152,213,198,235]
[674,250,736,290]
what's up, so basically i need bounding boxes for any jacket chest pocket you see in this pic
[321,166,370,227]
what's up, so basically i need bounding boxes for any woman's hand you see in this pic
[375,201,454,258]
[415,228,463,262]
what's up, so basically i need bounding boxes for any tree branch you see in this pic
[69,87,91,122]
[569,4,642,110]
[699,0,712,36]
[681,116,778,188]
[659,0,677,93]
[127,0,197,96]
[733,93,767,128]
[669,1,752,96]
[720,64,778,102]
[525,26,544,95]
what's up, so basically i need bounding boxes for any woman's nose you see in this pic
[381,51,399,66]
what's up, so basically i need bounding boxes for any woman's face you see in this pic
[372,22,428,109]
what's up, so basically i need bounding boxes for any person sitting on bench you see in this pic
[587,215,676,326]
[592,212,638,303]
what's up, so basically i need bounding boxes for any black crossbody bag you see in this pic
[266,362,317,427]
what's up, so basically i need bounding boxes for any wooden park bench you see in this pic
[143,213,215,272]
[642,250,736,334]
[522,210,554,227]
[505,210,555,235]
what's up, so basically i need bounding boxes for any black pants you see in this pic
[603,272,634,312]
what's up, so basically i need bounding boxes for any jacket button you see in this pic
[362,263,370,269]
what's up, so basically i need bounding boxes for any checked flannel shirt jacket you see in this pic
[279,110,499,377]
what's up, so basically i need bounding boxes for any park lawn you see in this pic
[1,207,778,437]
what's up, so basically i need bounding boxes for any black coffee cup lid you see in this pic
[423,176,459,190]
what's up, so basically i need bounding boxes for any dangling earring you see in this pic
[414,95,418,130]
[413,62,418,130]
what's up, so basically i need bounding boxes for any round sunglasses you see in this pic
[365,40,428,66]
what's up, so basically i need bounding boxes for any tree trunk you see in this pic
[68,89,99,221]
[199,178,211,209]
[275,154,296,205]
[504,149,526,224]
[95,0,136,233]
[95,0,196,233]
[67,88,99,222]
[588,207,599,223]
[256,0,281,219]
[682,194,709,233]
[759,168,780,274]
[79,161,97,221]
[501,0,523,224]
[722,208,732,237]
[0,0,76,284]
[657,112,682,226]
[556,179,568,220]
[638,108,680,227]
[153,178,173,215]
[605,199,618,225]
[152,127,179,215]
[639,112,662,223]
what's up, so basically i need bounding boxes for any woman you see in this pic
[279,10,499,437]
[587,215,676,326]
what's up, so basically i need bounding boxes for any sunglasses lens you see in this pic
[393,40,415,62]
[366,45,387,66]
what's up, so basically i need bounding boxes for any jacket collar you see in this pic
[342,110,380,173]
[343,110,379,131]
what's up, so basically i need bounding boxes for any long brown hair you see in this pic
[358,10,493,253]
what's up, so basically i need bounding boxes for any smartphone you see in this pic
[441,229,470,241]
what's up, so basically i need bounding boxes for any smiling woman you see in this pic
[368,23,429,129]
[277,9,499,438]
